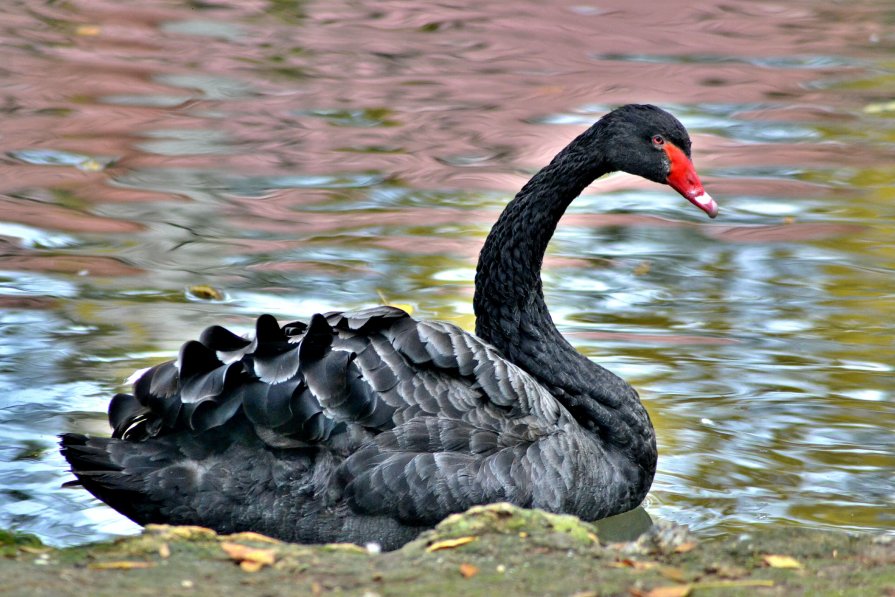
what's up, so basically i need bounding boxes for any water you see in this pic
[1,0,893,546]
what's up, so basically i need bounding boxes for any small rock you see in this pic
[625,521,696,556]
[365,542,382,555]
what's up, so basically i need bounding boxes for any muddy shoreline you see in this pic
[3,504,893,596]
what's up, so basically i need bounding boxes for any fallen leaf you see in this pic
[75,25,101,36]
[612,558,658,570]
[459,563,479,578]
[659,566,687,582]
[77,158,107,172]
[188,285,224,301]
[643,585,692,597]
[864,100,895,114]
[18,546,52,554]
[220,542,276,571]
[240,560,265,572]
[225,532,282,544]
[323,543,367,554]
[633,261,652,276]
[673,541,697,554]
[145,524,217,540]
[184,526,218,538]
[762,554,802,569]
[89,561,155,570]
[690,580,775,590]
[426,536,477,552]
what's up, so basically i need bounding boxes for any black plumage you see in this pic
[61,105,717,550]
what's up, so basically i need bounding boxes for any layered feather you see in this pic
[62,306,620,547]
[58,105,689,547]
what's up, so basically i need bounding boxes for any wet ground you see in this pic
[0,0,893,546]
[2,504,894,597]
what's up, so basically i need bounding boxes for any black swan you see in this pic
[61,104,717,550]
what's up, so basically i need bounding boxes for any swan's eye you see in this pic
[652,135,665,147]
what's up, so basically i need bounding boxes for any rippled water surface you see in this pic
[1,0,893,546]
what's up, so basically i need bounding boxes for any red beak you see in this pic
[663,143,717,218]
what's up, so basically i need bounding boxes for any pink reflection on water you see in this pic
[0,0,890,273]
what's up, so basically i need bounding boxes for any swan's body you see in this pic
[61,104,716,550]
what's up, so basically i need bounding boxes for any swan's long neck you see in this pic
[473,126,657,482]
[474,128,606,367]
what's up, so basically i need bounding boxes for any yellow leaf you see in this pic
[145,524,217,540]
[426,536,477,552]
[240,560,264,572]
[763,554,802,569]
[633,261,652,276]
[659,566,688,582]
[89,561,155,570]
[77,158,106,172]
[188,285,225,301]
[18,546,51,554]
[75,25,101,36]
[158,543,170,559]
[674,541,697,553]
[225,532,282,544]
[645,585,692,597]
[459,563,479,578]
[220,542,276,569]
[864,100,895,114]
[323,543,367,554]
[611,558,658,570]
[691,579,775,590]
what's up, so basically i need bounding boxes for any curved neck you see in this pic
[473,126,657,484]
[474,128,606,363]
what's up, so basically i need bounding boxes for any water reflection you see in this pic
[0,0,893,546]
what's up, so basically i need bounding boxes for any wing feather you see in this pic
[98,305,574,527]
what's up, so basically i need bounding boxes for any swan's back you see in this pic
[62,306,623,549]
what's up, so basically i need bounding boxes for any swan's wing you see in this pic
[110,306,564,446]
[80,306,581,529]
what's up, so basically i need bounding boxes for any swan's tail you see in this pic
[59,433,162,524]
[60,420,320,536]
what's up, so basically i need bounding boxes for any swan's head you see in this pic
[600,104,717,218]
